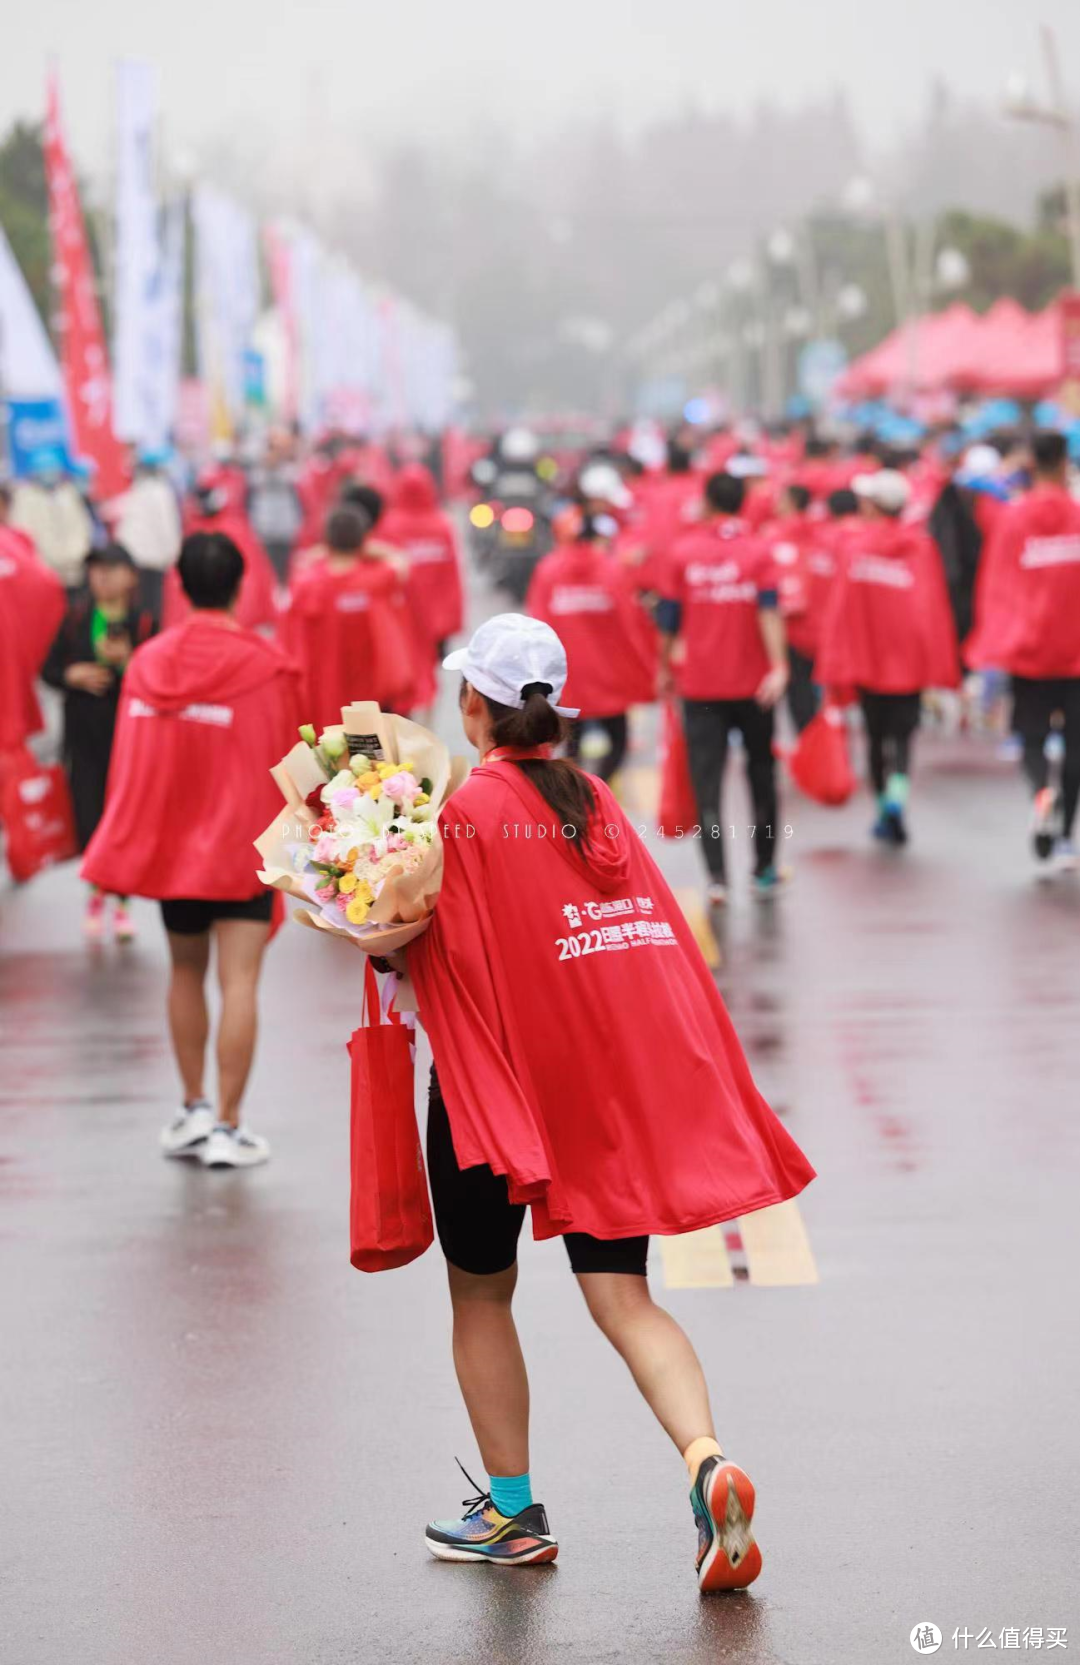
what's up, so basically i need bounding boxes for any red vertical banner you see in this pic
[44,72,129,498]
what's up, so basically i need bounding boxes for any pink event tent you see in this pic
[839,299,1063,401]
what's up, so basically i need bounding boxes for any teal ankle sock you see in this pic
[490,1471,532,1517]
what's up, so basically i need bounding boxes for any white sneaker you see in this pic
[199,1124,271,1169]
[706,881,729,908]
[160,1100,215,1157]
[1052,837,1079,874]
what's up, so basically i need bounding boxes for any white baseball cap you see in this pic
[442,613,580,717]
[853,469,911,514]
[579,460,632,509]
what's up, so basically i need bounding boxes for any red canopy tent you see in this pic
[951,299,1061,399]
[838,300,1063,402]
[837,304,982,398]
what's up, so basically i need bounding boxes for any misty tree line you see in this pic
[1,78,1074,415]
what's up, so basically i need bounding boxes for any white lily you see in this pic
[351,791,397,845]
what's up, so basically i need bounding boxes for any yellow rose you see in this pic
[355,879,375,903]
[357,770,380,790]
[377,761,398,781]
[414,792,430,806]
[369,782,382,800]
[338,872,358,894]
[345,896,370,925]
[400,757,415,773]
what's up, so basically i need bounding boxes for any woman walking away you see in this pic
[407,613,815,1591]
[42,543,155,940]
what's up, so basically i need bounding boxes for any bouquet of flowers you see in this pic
[256,701,467,954]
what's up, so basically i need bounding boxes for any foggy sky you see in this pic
[4,0,1080,178]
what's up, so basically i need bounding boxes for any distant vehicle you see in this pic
[466,430,555,600]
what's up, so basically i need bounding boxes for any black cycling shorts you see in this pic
[426,1069,648,1278]
[160,892,274,935]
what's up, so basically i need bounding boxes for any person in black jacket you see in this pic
[42,543,155,939]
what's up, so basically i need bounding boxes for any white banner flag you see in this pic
[141,198,185,452]
[0,224,62,399]
[193,184,258,432]
[112,59,161,443]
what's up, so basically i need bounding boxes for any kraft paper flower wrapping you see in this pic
[255,705,468,955]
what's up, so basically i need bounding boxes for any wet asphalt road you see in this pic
[3,685,1079,1664]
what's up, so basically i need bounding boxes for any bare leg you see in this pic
[576,1273,717,1453]
[213,919,270,1127]
[166,930,211,1105]
[447,1262,530,1479]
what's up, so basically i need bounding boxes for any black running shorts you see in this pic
[160,892,274,935]
[426,1069,649,1278]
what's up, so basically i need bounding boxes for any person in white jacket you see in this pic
[111,451,183,616]
[10,451,94,589]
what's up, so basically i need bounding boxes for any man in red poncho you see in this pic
[282,503,417,728]
[405,612,813,1588]
[379,464,464,709]
[163,477,277,634]
[657,471,789,904]
[526,495,656,781]
[816,470,959,847]
[0,509,66,755]
[966,431,1080,869]
[83,533,300,1168]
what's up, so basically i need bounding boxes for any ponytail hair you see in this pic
[464,680,595,849]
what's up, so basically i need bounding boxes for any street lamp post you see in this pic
[1003,24,1080,287]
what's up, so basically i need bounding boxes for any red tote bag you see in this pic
[346,961,434,1272]
[0,746,78,882]
[657,697,699,837]
[787,705,857,807]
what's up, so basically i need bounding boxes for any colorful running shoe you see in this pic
[692,1455,762,1593]
[1031,787,1060,862]
[1031,789,1058,865]
[112,900,136,942]
[425,1465,558,1566]
[872,805,907,847]
[83,890,105,940]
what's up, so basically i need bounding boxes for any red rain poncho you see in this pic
[0,528,66,750]
[661,518,778,701]
[379,464,464,705]
[815,518,960,693]
[409,759,815,1240]
[766,514,836,661]
[526,541,657,716]
[164,510,277,634]
[81,614,300,900]
[965,485,1080,679]
[282,554,417,729]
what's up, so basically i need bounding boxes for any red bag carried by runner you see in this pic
[346,961,433,1272]
[787,706,856,807]
[657,697,699,836]
[0,746,78,882]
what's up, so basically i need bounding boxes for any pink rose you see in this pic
[314,836,336,862]
[382,771,420,803]
[387,833,407,852]
[315,882,336,903]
